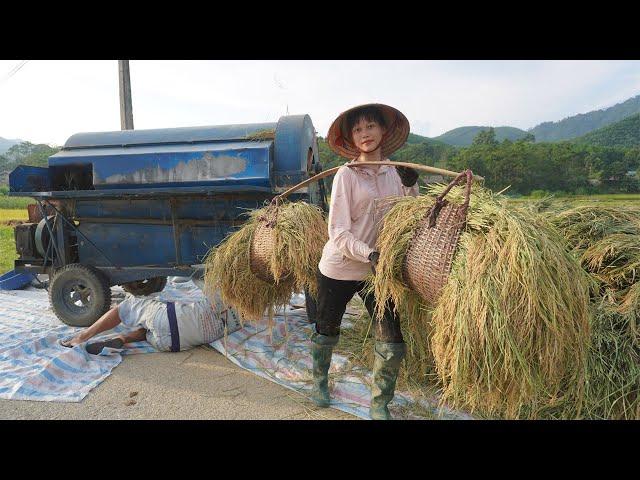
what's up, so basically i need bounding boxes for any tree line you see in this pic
[317,128,640,196]
[0,142,60,188]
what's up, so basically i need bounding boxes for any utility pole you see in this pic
[118,60,134,130]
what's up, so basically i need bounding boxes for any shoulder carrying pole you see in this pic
[273,161,482,204]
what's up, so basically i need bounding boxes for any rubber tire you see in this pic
[49,264,111,327]
[122,276,167,296]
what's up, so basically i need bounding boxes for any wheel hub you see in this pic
[63,281,94,311]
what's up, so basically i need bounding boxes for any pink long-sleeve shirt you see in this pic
[318,161,419,281]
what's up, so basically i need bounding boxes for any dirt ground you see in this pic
[0,346,358,420]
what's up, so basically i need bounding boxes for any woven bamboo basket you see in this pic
[402,170,473,305]
[249,205,281,283]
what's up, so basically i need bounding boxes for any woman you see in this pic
[311,103,419,420]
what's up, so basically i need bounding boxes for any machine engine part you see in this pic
[14,223,38,259]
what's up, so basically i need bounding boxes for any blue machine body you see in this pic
[51,141,273,190]
[9,115,326,285]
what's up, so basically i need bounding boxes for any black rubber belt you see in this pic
[166,302,180,352]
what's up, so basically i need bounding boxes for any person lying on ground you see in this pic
[60,289,241,355]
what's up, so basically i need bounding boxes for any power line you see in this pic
[0,60,29,84]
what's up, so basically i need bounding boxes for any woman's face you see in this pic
[351,117,386,153]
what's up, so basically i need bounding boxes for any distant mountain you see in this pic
[433,126,529,146]
[406,132,450,146]
[0,137,23,154]
[529,95,640,142]
[572,113,640,148]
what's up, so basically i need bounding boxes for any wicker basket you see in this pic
[249,220,278,283]
[402,170,473,305]
[248,203,292,283]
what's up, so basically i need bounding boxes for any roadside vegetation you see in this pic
[0,227,16,273]
[0,200,28,273]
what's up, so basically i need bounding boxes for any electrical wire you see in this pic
[0,60,29,84]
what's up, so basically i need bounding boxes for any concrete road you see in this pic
[0,346,358,420]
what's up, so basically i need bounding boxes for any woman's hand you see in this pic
[395,166,419,187]
[368,251,380,274]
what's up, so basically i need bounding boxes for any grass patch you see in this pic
[0,208,27,272]
[0,209,28,224]
[0,197,32,209]
[0,226,17,273]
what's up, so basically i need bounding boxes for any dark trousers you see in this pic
[314,270,403,343]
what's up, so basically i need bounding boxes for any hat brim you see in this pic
[327,103,410,159]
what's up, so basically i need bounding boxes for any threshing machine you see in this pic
[9,115,327,326]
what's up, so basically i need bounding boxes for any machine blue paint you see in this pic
[9,115,327,326]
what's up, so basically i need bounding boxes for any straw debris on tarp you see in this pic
[369,184,592,419]
[203,201,327,322]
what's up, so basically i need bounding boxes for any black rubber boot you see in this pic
[310,332,339,407]
[369,341,406,420]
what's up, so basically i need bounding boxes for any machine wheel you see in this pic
[122,276,167,296]
[49,264,112,327]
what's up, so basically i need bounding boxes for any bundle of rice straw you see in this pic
[203,201,327,322]
[372,184,592,419]
[552,205,640,252]
[552,206,640,298]
[577,293,640,420]
[548,205,640,419]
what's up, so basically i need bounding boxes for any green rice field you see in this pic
[0,200,29,273]
[0,209,28,223]
[0,226,16,274]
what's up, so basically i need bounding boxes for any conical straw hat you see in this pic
[327,103,410,159]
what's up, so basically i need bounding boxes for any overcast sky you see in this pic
[1,60,639,146]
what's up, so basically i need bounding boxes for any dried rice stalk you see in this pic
[551,205,640,252]
[546,205,640,419]
[244,129,276,141]
[582,294,640,419]
[372,184,592,419]
[203,201,327,321]
[581,233,640,291]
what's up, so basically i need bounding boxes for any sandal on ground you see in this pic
[86,338,125,355]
